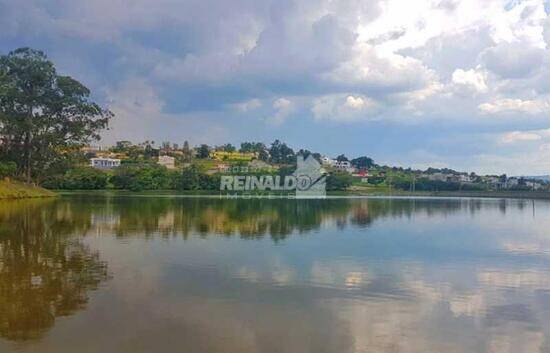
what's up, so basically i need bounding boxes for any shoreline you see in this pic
[51,189,550,200]
[0,180,57,200]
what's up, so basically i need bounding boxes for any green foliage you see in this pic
[240,142,266,153]
[336,154,348,162]
[178,165,220,190]
[0,48,112,182]
[196,144,210,159]
[240,141,269,161]
[269,140,295,164]
[0,162,16,178]
[179,165,201,190]
[220,143,236,152]
[0,179,55,199]
[110,164,176,191]
[351,156,375,169]
[42,167,108,190]
[367,176,385,185]
[327,171,353,191]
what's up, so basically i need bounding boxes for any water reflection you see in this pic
[0,200,109,341]
[62,195,539,239]
[0,196,550,353]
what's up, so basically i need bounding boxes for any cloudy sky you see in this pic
[2,0,550,175]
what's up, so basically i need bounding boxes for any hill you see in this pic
[0,179,57,199]
[520,175,550,182]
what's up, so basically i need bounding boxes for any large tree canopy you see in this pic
[0,48,112,182]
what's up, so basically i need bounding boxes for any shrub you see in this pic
[42,167,108,190]
[326,172,353,191]
[0,162,17,178]
[110,164,174,191]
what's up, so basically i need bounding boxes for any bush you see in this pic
[177,165,220,190]
[327,172,353,191]
[0,162,17,178]
[110,164,175,191]
[42,167,108,190]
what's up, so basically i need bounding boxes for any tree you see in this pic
[110,163,173,191]
[180,164,201,190]
[0,48,112,182]
[240,142,266,153]
[42,167,108,190]
[351,156,375,169]
[220,143,236,152]
[269,140,295,164]
[196,144,210,159]
[182,140,192,162]
[112,140,132,153]
[326,171,353,191]
[336,154,348,162]
[241,141,269,161]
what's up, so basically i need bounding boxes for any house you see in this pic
[81,145,102,155]
[353,169,370,177]
[158,155,176,169]
[428,173,451,182]
[458,174,472,183]
[333,160,355,173]
[506,178,519,188]
[90,157,121,169]
[525,180,543,190]
[321,156,334,166]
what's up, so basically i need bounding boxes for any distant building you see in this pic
[525,180,543,190]
[333,161,355,173]
[457,174,472,183]
[506,178,519,188]
[321,156,334,166]
[428,173,450,182]
[353,169,370,177]
[81,145,102,155]
[158,155,176,169]
[90,158,121,169]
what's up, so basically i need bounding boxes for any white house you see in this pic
[321,156,334,166]
[525,180,543,190]
[458,174,472,183]
[333,160,356,173]
[428,173,450,182]
[158,155,176,169]
[506,178,519,188]
[333,160,351,169]
[90,157,121,169]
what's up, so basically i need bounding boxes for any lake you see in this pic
[1,195,550,353]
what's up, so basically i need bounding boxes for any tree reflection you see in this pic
[64,195,491,240]
[0,200,109,341]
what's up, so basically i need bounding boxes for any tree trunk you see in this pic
[24,109,33,184]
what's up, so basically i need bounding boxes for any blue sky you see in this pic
[2,0,550,175]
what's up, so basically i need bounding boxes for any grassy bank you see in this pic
[0,179,57,199]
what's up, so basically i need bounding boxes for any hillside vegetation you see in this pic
[0,179,56,199]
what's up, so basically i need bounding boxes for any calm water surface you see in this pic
[1,195,550,353]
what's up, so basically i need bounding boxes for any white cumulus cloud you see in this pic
[479,98,550,114]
